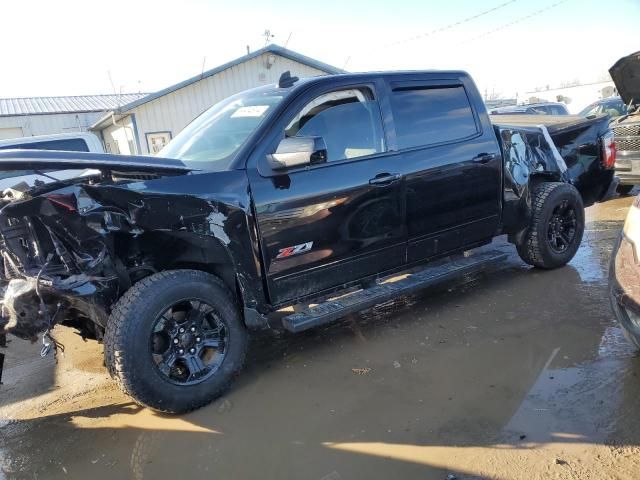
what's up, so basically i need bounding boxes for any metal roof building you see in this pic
[0,93,147,140]
[92,44,343,155]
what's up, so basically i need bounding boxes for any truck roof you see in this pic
[275,70,473,94]
[301,70,470,83]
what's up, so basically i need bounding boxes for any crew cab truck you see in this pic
[0,71,615,413]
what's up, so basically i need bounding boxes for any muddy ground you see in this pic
[1,194,639,480]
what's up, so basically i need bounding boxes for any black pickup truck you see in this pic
[0,70,615,412]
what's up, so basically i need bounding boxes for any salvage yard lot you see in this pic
[1,195,639,480]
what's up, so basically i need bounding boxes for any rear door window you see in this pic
[389,85,478,150]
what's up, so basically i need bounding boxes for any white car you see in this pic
[610,194,640,347]
[0,132,103,191]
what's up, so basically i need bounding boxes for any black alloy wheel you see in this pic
[546,199,577,254]
[151,299,229,386]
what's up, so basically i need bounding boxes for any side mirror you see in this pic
[267,136,327,170]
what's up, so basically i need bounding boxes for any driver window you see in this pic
[285,88,385,162]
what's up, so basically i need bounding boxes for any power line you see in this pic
[458,0,570,45]
[383,0,519,48]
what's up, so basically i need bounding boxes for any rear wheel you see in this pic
[104,270,248,413]
[516,182,585,269]
[617,184,635,196]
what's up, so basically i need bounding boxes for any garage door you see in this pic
[0,128,24,140]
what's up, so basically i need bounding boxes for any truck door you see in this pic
[248,83,406,305]
[384,78,502,263]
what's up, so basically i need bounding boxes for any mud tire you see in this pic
[516,182,585,269]
[104,269,248,413]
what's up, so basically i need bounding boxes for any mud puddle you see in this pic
[1,196,638,480]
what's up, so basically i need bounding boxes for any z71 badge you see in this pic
[276,241,313,259]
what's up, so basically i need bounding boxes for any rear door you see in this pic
[248,80,406,305]
[384,76,502,263]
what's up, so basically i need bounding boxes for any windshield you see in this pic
[159,86,284,170]
[579,99,628,118]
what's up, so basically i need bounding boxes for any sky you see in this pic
[0,0,638,101]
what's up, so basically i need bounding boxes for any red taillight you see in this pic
[45,193,77,212]
[602,130,616,169]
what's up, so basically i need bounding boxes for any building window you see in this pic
[146,131,172,154]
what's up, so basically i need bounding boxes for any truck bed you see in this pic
[490,113,608,134]
[492,113,614,206]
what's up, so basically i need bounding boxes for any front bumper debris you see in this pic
[0,278,48,341]
[0,275,114,341]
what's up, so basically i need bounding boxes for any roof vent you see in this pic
[278,71,299,88]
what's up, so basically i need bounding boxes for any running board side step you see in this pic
[282,250,507,333]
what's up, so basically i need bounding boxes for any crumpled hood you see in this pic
[610,50,640,107]
[0,149,194,173]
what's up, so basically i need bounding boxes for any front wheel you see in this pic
[104,270,248,413]
[516,182,585,269]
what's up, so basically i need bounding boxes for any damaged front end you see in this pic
[0,150,199,342]
[0,198,120,341]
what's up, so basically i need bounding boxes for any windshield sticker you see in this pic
[231,105,270,118]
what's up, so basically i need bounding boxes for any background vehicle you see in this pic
[579,96,629,119]
[0,70,615,413]
[608,51,640,196]
[0,132,103,152]
[610,194,640,347]
[0,132,103,191]
[489,102,569,115]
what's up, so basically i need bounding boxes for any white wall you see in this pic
[0,111,105,139]
[125,53,328,154]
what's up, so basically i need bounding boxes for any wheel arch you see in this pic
[114,231,240,302]
[503,173,564,239]
[514,181,584,269]
[140,232,268,329]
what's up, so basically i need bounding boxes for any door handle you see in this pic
[472,153,497,164]
[369,173,402,186]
